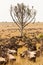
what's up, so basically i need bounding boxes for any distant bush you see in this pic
[37,34,43,39]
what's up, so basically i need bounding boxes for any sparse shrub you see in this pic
[37,34,43,40]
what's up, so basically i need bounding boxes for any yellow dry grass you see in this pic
[7,47,43,65]
[0,22,43,65]
[0,22,43,39]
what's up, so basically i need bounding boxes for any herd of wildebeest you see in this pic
[0,36,43,65]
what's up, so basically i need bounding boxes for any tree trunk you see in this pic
[21,27,23,37]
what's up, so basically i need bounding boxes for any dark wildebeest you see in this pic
[0,57,7,65]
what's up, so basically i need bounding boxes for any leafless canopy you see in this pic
[10,3,36,36]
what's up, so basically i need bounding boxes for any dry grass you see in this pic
[6,47,43,65]
[0,22,43,38]
[0,22,43,65]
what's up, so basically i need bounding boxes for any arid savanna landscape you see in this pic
[0,0,43,65]
[0,22,43,38]
[0,22,43,65]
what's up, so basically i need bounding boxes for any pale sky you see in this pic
[0,0,43,22]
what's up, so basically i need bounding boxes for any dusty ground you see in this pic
[0,22,43,38]
[7,47,43,65]
[0,22,43,65]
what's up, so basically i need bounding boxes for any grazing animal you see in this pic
[28,50,36,62]
[7,53,16,62]
[0,57,7,65]
[8,49,17,55]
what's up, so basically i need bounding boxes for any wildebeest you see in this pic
[28,50,36,62]
[7,53,16,62]
[0,57,7,65]
[7,49,17,55]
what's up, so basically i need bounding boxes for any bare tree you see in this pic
[10,3,36,36]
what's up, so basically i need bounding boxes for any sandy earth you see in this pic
[0,22,43,38]
[0,22,43,65]
[7,47,43,65]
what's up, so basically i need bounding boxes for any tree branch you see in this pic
[13,11,21,25]
[10,11,21,29]
[23,15,35,28]
[24,16,31,25]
